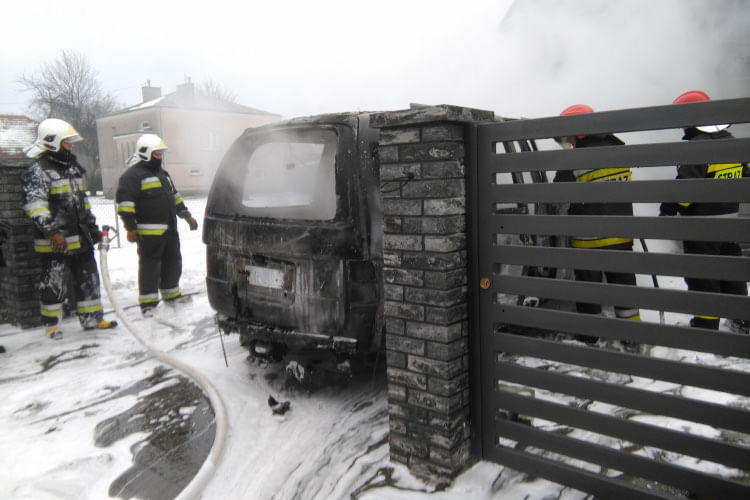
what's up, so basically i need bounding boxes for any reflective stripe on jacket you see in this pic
[115,159,191,235]
[553,134,634,248]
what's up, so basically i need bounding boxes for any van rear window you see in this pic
[240,130,337,220]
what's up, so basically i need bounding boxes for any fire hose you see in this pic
[98,225,227,500]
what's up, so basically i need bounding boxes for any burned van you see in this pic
[204,113,383,376]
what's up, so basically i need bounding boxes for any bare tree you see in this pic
[197,79,238,104]
[17,50,118,189]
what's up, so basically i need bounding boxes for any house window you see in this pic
[204,132,218,151]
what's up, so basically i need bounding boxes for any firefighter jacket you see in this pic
[115,158,192,236]
[553,134,633,248]
[22,150,100,254]
[660,128,748,217]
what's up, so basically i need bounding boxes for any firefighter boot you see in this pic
[45,326,63,340]
[726,319,750,334]
[85,320,118,331]
[165,294,192,307]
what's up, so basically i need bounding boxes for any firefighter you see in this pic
[22,118,117,339]
[660,90,749,333]
[554,104,640,342]
[115,134,198,315]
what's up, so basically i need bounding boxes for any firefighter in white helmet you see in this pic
[22,118,117,339]
[115,134,198,315]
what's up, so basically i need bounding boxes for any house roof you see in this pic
[0,115,37,160]
[102,85,279,118]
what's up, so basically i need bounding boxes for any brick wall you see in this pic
[370,105,494,481]
[0,161,42,328]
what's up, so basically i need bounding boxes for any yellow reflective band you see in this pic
[41,307,62,318]
[137,224,168,236]
[139,298,159,305]
[175,197,184,205]
[77,303,103,314]
[50,185,72,194]
[118,205,136,213]
[141,177,162,190]
[26,207,51,216]
[34,243,53,253]
[161,290,181,300]
[708,163,743,179]
[707,162,741,173]
[571,237,633,248]
[577,168,631,183]
[85,202,91,210]
[695,314,719,320]
[679,202,690,207]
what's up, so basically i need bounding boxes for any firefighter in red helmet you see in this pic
[554,104,640,343]
[660,90,749,333]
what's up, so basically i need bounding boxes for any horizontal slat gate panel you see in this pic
[492,332,750,396]
[493,390,750,470]
[486,446,675,500]
[493,214,750,242]
[495,419,750,500]
[492,178,750,203]
[478,99,750,141]
[493,274,750,320]
[492,304,750,357]
[492,245,750,281]
[473,98,750,498]
[483,137,750,171]
[494,362,750,434]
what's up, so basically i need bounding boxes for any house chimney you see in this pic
[176,77,195,96]
[141,80,161,102]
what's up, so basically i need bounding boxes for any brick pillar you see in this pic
[369,105,494,481]
[0,162,42,329]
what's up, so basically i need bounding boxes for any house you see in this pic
[96,81,281,197]
[0,115,43,328]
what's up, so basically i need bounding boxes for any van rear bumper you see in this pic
[216,314,358,354]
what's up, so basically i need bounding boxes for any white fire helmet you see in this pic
[135,134,168,162]
[24,118,82,158]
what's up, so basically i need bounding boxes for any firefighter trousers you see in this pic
[573,242,640,320]
[684,240,748,329]
[39,251,103,328]
[137,230,182,310]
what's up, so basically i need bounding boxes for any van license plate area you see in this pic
[245,265,290,290]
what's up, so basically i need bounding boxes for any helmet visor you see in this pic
[696,124,729,133]
[62,134,83,144]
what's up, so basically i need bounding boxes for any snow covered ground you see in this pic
[1,196,747,500]
[0,197,575,500]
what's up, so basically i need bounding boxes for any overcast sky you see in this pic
[2,0,748,121]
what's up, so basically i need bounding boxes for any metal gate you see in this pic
[468,98,750,499]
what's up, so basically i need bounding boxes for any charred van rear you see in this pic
[204,113,383,374]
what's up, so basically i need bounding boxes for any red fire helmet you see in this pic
[560,104,594,116]
[673,90,710,104]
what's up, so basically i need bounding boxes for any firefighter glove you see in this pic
[50,232,67,250]
[186,216,198,231]
[90,227,103,244]
[127,229,138,243]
